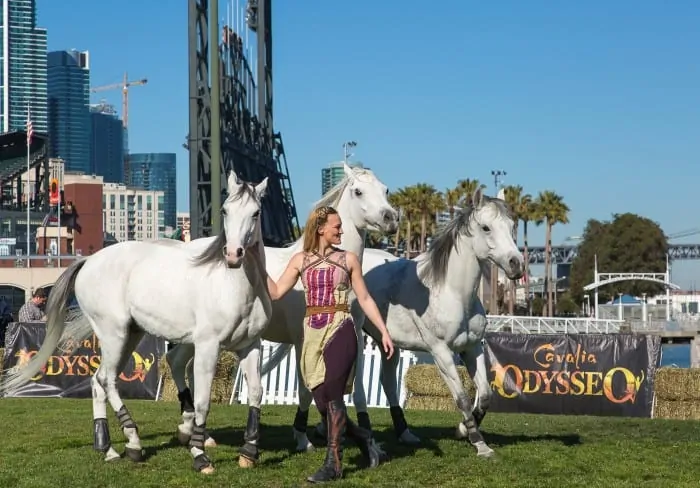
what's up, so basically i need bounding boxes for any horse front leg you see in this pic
[380,344,420,445]
[237,338,264,468]
[459,339,491,429]
[430,342,495,458]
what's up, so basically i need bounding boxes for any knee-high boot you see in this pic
[307,400,345,483]
[345,416,386,468]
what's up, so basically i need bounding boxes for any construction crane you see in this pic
[91,72,147,181]
[90,72,147,129]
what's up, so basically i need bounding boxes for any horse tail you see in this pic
[259,343,293,377]
[1,258,88,394]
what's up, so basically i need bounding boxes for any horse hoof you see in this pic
[238,455,256,468]
[104,447,121,462]
[398,429,421,445]
[200,465,215,475]
[295,443,315,453]
[124,446,145,463]
[204,436,217,448]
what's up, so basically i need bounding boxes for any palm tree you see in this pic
[413,183,445,252]
[444,187,461,219]
[389,189,408,254]
[514,194,534,314]
[534,191,570,316]
[503,185,526,314]
[456,179,486,207]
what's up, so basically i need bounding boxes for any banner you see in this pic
[2,322,165,400]
[484,333,662,418]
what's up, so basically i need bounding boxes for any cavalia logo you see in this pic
[489,342,646,404]
[10,333,155,383]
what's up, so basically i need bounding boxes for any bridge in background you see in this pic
[522,243,700,265]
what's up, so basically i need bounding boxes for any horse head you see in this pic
[336,163,398,234]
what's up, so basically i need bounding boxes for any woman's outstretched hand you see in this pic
[381,332,395,359]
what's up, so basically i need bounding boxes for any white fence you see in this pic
[231,340,419,408]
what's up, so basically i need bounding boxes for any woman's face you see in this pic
[319,213,343,246]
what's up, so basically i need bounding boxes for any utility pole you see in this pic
[343,140,357,164]
[490,170,507,314]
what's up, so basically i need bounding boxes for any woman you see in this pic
[261,205,395,483]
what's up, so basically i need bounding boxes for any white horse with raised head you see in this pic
[1,173,271,475]
[163,163,399,457]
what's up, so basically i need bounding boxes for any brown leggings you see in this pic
[311,318,358,416]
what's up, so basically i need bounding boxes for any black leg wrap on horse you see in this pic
[178,388,195,414]
[463,418,484,444]
[116,406,137,431]
[239,406,261,461]
[189,423,207,449]
[473,407,486,428]
[193,453,213,472]
[293,407,309,433]
[93,418,111,453]
[390,406,408,437]
[357,411,372,432]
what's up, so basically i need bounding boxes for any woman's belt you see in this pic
[305,304,349,317]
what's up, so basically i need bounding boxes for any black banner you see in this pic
[2,322,165,400]
[484,333,662,418]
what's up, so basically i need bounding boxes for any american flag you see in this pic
[26,105,34,146]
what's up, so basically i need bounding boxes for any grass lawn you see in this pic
[1,398,699,487]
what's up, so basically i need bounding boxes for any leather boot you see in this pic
[345,417,386,468]
[307,400,345,483]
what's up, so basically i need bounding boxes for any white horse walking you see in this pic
[1,173,271,474]
[163,163,399,457]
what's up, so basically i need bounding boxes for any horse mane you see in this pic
[420,196,510,287]
[192,182,258,267]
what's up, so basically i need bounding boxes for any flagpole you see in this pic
[57,162,61,267]
[26,103,31,266]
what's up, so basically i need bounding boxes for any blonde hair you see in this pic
[302,206,339,253]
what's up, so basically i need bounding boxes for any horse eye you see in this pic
[253,210,260,218]
[221,208,227,216]
[354,189,363,196]
[482,225,490,233]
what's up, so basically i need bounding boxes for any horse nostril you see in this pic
[383,210,393,222]
[509,257,520,271]
[236,247,244,258]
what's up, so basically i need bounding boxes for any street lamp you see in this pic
[491,170,507,191]
[343,141,357,164]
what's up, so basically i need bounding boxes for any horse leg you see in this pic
[459,340,491,429]
[94,324,146,463]
[430,342,494,458]
[188,339,219,474]
[167,344,218,448]
[380,346,420,445]
[236,339,263,468]
[294,344,317,452]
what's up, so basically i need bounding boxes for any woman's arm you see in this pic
[346,252,395,359]
[266,253,303,300]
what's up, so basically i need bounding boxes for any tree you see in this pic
[568,213,669,304]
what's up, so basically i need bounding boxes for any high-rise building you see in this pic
[102,182,165,241]
[89,102,124,183]
[127,153,176,230]
[47,49,90,173]
[0,0,48,134]
[321,161,365,195]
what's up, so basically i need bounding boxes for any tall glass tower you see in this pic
[127,153,176,230]
[0,0,48,134]
[90,103,124,183]
[48,49,90,173]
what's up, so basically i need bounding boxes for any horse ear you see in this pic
[255,177,269,198]
[472,186,485,207]
[342,162,355,180]
[496,187,506,201]
[227,171,241,191]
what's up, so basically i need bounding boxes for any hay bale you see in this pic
[404,364,476,399]
[654,367,700,401]
[406,395,458,412]
[158,350,239,404]
[654,399,700,420]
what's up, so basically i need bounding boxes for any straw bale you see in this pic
[404,364,476,399]
[406,394,459,412]
[158,350,239,404]
[654,367,700,401]
[654,399,700,420]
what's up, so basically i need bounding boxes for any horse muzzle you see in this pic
[223,245,245,268]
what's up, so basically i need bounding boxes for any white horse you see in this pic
[274,188,522,455]
[1,173,271,475]
[163,163,399,457]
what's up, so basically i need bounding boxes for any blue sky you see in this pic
[39,1,700,288]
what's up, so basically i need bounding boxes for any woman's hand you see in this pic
[381,331,395,359]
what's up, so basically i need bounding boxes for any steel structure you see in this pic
[486,315,624,334]
[522,244,700,265]
[187,0,299,244]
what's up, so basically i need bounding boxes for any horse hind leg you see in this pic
[380,346,419,446]
[460,341,491,429]
[92,319,146,463]
[292,345,316,453]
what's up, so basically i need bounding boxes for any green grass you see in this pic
[1,399,699,488]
